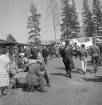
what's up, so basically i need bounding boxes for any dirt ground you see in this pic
[0,57,102,105]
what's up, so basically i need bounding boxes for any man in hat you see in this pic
[90,40,100,73]
[42,46,48,65]
[62,40,75,78]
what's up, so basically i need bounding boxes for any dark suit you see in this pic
[62,45,75,77]
[42,48,48,64]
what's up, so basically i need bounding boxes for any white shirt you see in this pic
[0,54,10,73]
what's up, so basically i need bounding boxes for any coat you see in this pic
[90,44,100,57]
[26,63,45,85]
[0,54,10,87]
[78,48,87,60]
[62,45,75,69]
[42,48,48,57]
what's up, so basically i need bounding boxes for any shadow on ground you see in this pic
[73,68,94,74]
[55,67,94,74]
[86,69,94,73]
[55,67,66,70]
[87,61,102,66]
[81,76,102,82]
[55,67,83,75]
[51,72,68,77]
[72,68,82,74]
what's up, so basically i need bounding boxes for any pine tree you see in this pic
[60,0,80,41]
[6,33,17,42]
[71,0,80,38]
[82,0,93,37]
[60,0,73,41]
[92,0,102,36]
[27,1,41,46]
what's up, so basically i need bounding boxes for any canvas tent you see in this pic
[0,39,29,48]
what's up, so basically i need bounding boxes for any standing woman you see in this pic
[0,48,10,96]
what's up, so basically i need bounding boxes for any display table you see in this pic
[14,72,27,78]
[13,72,28,83]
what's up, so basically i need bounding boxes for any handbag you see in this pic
[69,62,75,69]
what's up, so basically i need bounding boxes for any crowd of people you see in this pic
[0,45,56,96]
[0,38,102,97]
[59,39,102,78]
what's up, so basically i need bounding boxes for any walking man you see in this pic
[78,44,87,75]
[42,46,48,65]
[61,41,75,78]
[90,40,100,73]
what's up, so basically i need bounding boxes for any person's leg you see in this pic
[52,54,53,59]
[84,59,87,73]
[0,87,3,96]
[95,56,99,73]
[49,54,51,60]
[68,64,72,78]
[37,77,45,91]
[93,57,97,73]
[44,72,51,87]
[64,62,69,75]
[45,57,47,65]
[80,60,85,74]
[43,57,46,64]
[83,59,87,75]
[68,69,72,78]
[100,53,102,66]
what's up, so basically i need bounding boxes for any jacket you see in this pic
[90,44,100,57]
[78,48,87,60]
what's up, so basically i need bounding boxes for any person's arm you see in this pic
[97,47,100,58]
[60,48,65,58]
[40,63,46,72]
[35,66,45,76]
[46,50,48,57]
[89,47,92,56]
[86,50,88,57]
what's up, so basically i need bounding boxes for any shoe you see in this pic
[47,84,51,87]
[69,75,72,78]
[38,89,47,92]
[83,71,86,75]
[94,69,97,73]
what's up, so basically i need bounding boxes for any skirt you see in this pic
[0,72,9,87]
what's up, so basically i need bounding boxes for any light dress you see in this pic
[0,54,10,87]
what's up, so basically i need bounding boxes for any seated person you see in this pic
[26,60,46,92]
[17,54,25,69]
[9,61,19,78]
[37,59,51,87]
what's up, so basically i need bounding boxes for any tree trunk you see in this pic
[53,16,57,45]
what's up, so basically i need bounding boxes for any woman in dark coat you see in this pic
[26,61,45,91]
[61,41,75,78]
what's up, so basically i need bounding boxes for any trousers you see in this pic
[64,62,71,76]
[43,57,47,65]
[43,72,50,84]
[92,56,99,73]
[80,59,87,72]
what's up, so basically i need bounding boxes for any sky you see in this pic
[0,0,102,43]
